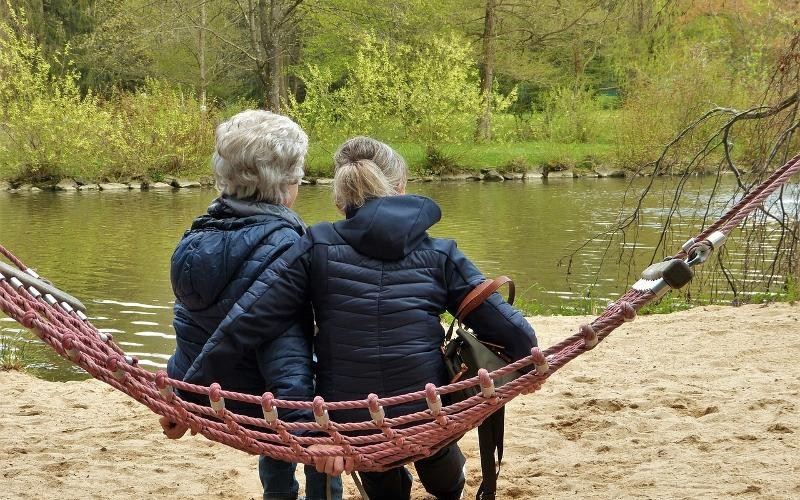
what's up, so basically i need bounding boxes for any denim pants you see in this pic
[259,455,343,500]
[359,443,466,500]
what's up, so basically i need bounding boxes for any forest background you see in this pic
[0,0,797,185]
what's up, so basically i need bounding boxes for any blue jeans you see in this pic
[259,455,342,500]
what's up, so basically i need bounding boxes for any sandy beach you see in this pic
[1,303,798,499]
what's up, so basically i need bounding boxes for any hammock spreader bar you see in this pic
[1,152,798,471]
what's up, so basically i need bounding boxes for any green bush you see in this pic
[541,86,604,143]
[289,33,484,144]
[110,79,215,180]
[614,43,756,171]
[0,10,218,183]
[421,145,461,176]
[0,12,122,182]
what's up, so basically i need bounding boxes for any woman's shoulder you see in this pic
[419,235,460,255]
[306,221,343,244]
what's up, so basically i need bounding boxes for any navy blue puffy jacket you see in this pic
[167,196,314,420]
[185,195,537,421]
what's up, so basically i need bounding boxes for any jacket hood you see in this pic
[199,195,306,232]
[172,196,304,311]
[333,195,441,260]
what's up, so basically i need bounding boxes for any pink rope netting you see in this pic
[1,153,798,471]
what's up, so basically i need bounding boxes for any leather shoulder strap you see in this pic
[455,276,515,321]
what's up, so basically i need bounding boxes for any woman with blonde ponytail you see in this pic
[331,136,407,211]
[186,137,538,500]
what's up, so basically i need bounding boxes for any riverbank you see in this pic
[2,303,798,499]
[0,164,626,193]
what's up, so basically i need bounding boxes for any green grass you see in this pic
[638,296,696,315]
[1,107,622,183]
[438,294,698,324]
[302,110,619,177]
[305,140,616,178]
[752,274,800,304]
[0,334,29,371]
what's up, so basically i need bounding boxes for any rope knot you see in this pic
[580,324,598,349]
[209,383,225,415]
[63,335,80,362]
[425,383,442,417]
[531,347,550,374]
[478,369,496,400]
[313,396,330,430]
[21,310,38,329]
[155,370,173,400]
[105,356,126,380]
[261,392,278,424]
[367,393,385,426]
[619,301,637,322]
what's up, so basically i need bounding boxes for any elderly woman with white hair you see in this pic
[160,110,341,500]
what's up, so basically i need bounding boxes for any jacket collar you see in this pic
[206,195,306,232]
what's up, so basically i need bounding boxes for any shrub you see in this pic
[541,85,603,143]
[0,9,217,183]
[614,43,756,171]
[110,79,215,180]
[0,11,122,182]
[289,33,484,144]
[421,145,460,176]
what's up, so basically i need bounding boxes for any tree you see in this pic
[469,0,616,141]
[141,0,246,109]
[4,0,98,55]
[475,0,496,141]
[573,29,800,302]
[72,0,152,92]
[228,0,306,112]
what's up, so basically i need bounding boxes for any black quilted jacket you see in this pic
[167,196,313,421]
[185,195,537,422]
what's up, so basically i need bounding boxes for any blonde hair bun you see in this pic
[332,137,407,211]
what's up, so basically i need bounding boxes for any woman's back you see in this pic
[169,197,310,407]
[307,195,451,416]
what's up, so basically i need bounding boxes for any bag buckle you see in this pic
[449,363,469,383]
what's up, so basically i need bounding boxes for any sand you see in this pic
[1,303,798,499]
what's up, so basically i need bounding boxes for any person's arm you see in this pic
[443,241,537,361]
[183,235,315,386]
[255,306,315,424]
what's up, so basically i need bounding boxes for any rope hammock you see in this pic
[1,152,798,472]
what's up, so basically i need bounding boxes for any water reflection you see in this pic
[0,177,795,380]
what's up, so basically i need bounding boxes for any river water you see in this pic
[0,176,793,380]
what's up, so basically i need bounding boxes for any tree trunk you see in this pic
[268,40,282,113]
[573,43,582,79]
[198,0,207,112]
[475,0,496,142]
[256,0,282,112]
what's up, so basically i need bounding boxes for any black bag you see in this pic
[443,326,520,404]
[443,276,521,403]
[442,277,521,500]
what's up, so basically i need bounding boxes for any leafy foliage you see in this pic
[109,79,215,180]
[541,85,604,143]
[1,0,798,182]
[72,0,152,91]
[614,42,756,170]
[289,33,483,143]
[0,8,215,183]
[0,9,118,182]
